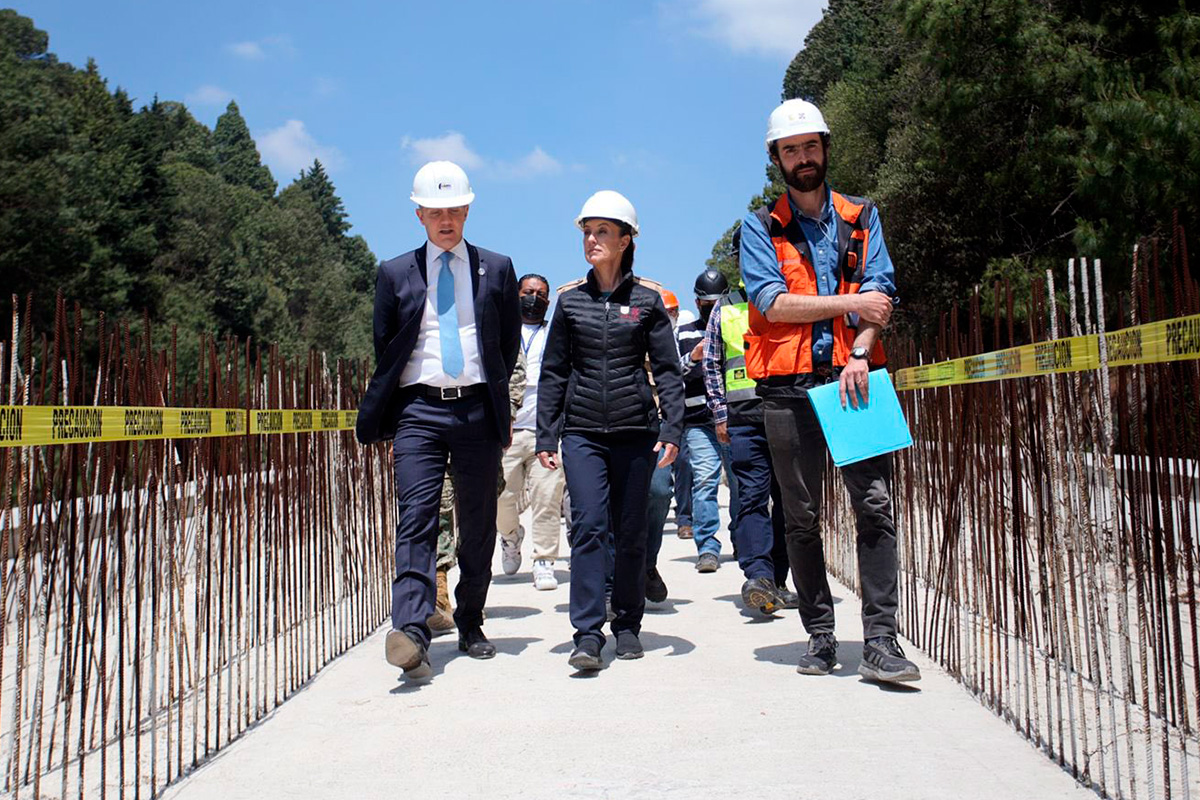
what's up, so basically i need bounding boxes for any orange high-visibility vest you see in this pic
[744,191,887,380]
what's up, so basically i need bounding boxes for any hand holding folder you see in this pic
[806,370,913,467]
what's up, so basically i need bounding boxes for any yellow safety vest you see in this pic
[719,290,758,403]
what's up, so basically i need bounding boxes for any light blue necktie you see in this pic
[436,251,464,378]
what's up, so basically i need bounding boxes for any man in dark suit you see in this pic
[356,160,521,679]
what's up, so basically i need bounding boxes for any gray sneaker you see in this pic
[796,633,838,675]
[696,552,719,573]
[776,585,799,610]
[740,577,784,615]
[859,636,921,683]
[568,638,603,671]
[615,631,644,660]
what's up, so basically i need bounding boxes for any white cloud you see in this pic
[226,35,296,61]
[401,131,485,170]
[186,84,235,107]
[227,41,265,60]
[257,120,346,179]
[401,132,567,180]
[496,146,563,179]
[314,77,339,98]
[668,0,826,59]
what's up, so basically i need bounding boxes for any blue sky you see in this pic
[25,0,825,305]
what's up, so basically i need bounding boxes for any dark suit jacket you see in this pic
[355,241,521,446]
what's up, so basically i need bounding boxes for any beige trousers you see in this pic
[497,428,565,560]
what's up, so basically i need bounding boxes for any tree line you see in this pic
[0,10,376,379]
[709,0,1200,334]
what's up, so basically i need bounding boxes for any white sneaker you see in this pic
[501,525,524,575]
[532,559,558,591]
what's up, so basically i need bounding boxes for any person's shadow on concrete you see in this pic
[643,598,693,615]
[486,605,540,620]
[714,594,784,624]
[478,636,542,657]
[639,631,695,656]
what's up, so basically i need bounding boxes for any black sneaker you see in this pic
[614,631,644,660]
[696,552,719,573]
[568,638,603,671]
[740,577,784,615]
[859,636,921,683]
[776,585,799,610]
[795,633,838,675]
[645,567,668,603]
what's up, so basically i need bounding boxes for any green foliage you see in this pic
[705,222,742,289]
[714,0,1200,333]
[213,101,277,198]
[0,11,377,379]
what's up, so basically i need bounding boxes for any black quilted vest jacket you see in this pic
[536,266,685,452]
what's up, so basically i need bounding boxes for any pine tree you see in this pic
[294,159,349,240]
[213,100,276,197]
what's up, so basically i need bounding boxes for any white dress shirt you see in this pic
[513,321,548,430]
[398,240,484,387]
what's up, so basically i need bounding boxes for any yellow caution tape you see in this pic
[894,314,1200,391]
[0,406,358,448]
[2,314,1196,444]
[248,408,359,435]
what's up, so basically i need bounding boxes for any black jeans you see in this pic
[728,422,790,586]
[762,395,899,639]
[562,431,657,647]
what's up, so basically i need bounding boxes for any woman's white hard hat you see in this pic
[411,161,475,208]
[765,99,830,147]
[575,190,639,237]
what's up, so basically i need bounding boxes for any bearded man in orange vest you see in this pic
[738,99,920,684]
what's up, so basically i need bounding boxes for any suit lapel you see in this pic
[468,242,487,313]
[408,245,429,314]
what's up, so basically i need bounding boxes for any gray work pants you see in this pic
[762,395,899,639]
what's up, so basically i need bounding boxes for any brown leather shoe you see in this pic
[677,525,693,539]
[427,567,455,636]
[385,629,432,679]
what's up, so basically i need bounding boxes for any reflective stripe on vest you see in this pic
[744,191,886,380]
[720,299,758,403]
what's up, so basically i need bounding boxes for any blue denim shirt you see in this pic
[740,187,895,365]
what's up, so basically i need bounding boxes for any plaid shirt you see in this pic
[701,303,728,425]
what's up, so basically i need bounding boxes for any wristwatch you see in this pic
[849,346,870,360]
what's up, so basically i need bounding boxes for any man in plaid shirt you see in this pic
[701,227,798,615]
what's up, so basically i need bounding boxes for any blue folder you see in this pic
[806,370,913,467]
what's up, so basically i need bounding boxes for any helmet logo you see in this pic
[438,182,452,190]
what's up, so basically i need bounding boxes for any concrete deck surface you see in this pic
[163,503,1094,800]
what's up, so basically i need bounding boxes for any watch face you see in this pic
[851,346,868,359]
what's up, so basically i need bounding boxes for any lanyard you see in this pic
[522,324,545,357]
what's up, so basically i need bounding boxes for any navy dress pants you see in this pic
[390,392,501,647]
[562,431,657,647]
[728,422,790,586]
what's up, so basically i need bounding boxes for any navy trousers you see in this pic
[562,431,657,646]
[729,422,790,586]
[390,391,501,647]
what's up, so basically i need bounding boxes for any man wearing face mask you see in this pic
[496,274,567,590]
[678,269,740,573]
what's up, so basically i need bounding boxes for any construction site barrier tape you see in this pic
[1,314,1197,446]
[0,406,358,448]
[894,313,1200,391]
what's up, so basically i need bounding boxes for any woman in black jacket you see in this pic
[536,190,686,671]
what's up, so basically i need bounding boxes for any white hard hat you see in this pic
[575,190,639,237]
[765,99,829,146]
[411,161,475,208]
